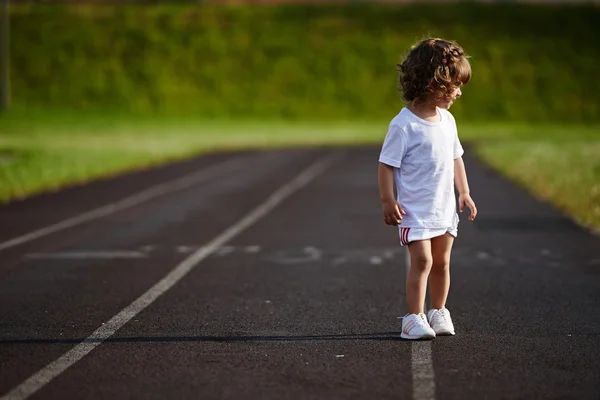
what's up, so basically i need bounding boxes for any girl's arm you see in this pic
[454,157,477,220]
[378,163,405,225]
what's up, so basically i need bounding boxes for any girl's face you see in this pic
[437,86,462,110]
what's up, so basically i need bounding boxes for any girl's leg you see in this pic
[406,239,433,314]
[429,233,454,309]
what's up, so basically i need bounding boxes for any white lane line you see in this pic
[411,341,436,400]
[0,157,249,252]
[404,247,436,400]
[0,151,341,400]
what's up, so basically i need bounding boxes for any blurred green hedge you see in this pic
[9,4,600,122]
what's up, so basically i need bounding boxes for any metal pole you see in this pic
[0,0,9,112]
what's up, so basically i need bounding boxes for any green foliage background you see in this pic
[9,4,600,122]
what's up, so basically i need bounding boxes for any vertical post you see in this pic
[0,0,9,112]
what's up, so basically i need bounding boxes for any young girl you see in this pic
[378,38,477,340]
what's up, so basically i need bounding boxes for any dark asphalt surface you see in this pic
[0,146,599,400]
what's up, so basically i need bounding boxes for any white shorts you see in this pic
[398,216,459,246]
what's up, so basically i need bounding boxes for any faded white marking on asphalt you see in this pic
[404,246,436,400]
[25,245,406,265]
[176,245,195,254]
[0,151,341,400]
[215,245,235,256]
[370,256,383,265]
[25,251,148,260]
[244,245,261,253]
[266,246,322,265]
[0,157,248,252]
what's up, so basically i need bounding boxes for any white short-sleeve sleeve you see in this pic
[443,108,464,159]
[379,124,407,168]
[453,131,464,159]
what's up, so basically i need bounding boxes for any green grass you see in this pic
[462,123,600,230]
[0,113,385,202]
[1,112,599,230]
[474,141,600,232]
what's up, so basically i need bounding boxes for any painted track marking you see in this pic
[0,151,340,400]
[0,156,248,252]
[405,246,436,400]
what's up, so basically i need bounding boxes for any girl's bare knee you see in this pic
[411,254,433,272]
[431,261,449,275]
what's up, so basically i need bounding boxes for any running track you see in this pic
[0,146,599,400]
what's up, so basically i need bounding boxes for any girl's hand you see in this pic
[382,200,406,226]
[459,193,478,221]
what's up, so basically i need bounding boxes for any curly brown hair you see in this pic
[397,38,471,105]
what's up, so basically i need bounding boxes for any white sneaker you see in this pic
[401,313,436,340]
[427,307,455,336]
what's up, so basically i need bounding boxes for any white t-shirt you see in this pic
[379,107,464,229]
